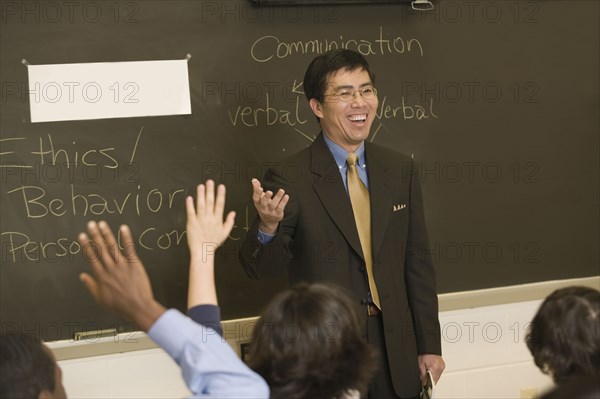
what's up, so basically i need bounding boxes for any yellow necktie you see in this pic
[347,153,381,309]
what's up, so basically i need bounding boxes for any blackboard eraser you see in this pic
[73,328,117,341]
[412,0,434,11]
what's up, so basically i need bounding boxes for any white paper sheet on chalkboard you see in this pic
[26,59,191,123]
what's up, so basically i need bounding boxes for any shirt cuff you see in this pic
[257,228,276,244]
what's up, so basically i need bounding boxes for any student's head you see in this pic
[540,374,600,399]
[526,286,600,384]
[247,283,376,399]
[304,49,378,152]
[0,333,67,399]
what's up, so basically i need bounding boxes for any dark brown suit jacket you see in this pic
[240,133,441,397]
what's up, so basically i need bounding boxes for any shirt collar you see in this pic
[322,133,366,169]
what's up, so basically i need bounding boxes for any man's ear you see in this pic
[309,98,324,119]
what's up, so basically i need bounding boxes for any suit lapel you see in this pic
[365,142,394,260]
[310,134,364,260]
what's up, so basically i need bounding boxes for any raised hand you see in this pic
[78,221,165,331]
[185,180,236,258]
[185,180,235,308]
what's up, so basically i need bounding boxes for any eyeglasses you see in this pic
[326,86,378,102]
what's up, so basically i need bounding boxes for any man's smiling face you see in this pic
[310,68,379,153]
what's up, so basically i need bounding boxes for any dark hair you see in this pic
[526,286,600,384]
[540,375,600,399]
[0,333,57,398]
[247,283,377,399]
[303,49,376,104]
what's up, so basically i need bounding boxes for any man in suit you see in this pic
[239,49,444,399]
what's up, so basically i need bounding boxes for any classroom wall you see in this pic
[59,348,190,398]
[55,277,600,398]
[435,299,553,399]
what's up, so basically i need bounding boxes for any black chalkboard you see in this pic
[1,0,598,340]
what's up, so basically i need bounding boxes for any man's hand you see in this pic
[418,354,445,385]
[251,178,289,234]
[78,221,165,332]
[186,180,236,258]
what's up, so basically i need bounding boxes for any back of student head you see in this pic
[540,374,600,399]
[0,333,66,399]
[247,282,376,399]
[526,286,600,384]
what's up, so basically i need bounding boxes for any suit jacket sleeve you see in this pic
[404,162,442,355]
[187,304,222,336]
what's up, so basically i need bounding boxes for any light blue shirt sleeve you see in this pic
[147,309,269,398]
